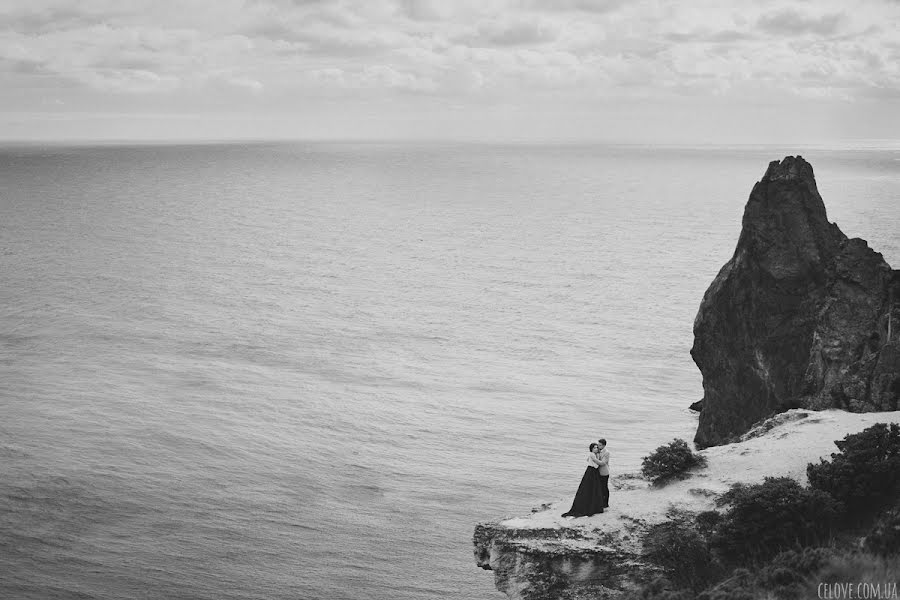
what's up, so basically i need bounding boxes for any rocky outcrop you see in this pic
[692,156,900,448]
[474,410,900,600]
[474,520,656,600]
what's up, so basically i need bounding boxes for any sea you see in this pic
[1,141,899,600]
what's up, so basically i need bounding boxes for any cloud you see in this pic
[395,0,446,21]
[0,0,897,128]
[212,73,264,93]
[305,64,436,92]
[0,38,51,73]
[441,45,587,90]
[665,29,756,44]
[0,22,261,94]
[241,9,414,57]
[757,9,844,36]
[361,64,436,91]
[525,0,624,14]
[859,84,900,100]
[459,18,558,47]
[0,6,97,34]
[80,68,181,93]
[0,56,47,74]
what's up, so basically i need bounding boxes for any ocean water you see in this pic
[1,142,898,600]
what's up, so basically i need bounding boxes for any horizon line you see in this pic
[2,136,899,150]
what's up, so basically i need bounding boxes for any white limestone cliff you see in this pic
[473,409,900,600]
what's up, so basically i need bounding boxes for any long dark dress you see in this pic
[561,465,604,517]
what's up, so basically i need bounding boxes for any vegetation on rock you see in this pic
[807,422,900,521]
[640,438,707,486]
[643,520,721,592]
[864,508,900,556]
[695,548,835,600]
[629,423,900,600]
[710,477,841,563]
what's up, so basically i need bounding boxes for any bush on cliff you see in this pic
[710,477,841,563]
[864,509,900,556]
[643,521,721,592]
[696,548,834,600]
[641,439,707,486]
[695,568,755,600]
[633,577,696,600]
[807,422,900,520]
[695,510,722,537]
[798,552,900,597]
[754,547,835,594]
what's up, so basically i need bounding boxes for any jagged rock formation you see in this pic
[473,410,900,600]
[692,156,900,448]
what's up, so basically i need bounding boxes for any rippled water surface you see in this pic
[1,142,898,599]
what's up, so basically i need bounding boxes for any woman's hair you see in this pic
[589,443,599,452]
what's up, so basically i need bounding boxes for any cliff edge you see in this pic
[473,409,900,600]
[692,156,900,448]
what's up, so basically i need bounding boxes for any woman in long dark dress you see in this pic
[561,443,605,517]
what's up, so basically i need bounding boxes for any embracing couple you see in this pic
[561,438,610,518]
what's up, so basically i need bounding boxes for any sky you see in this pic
[1,0,899,143]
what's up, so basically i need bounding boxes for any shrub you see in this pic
[864,509,900,556]
[799,552,900,597]
[807,423,900,520]
[643,521,721,592]
[641,439,708,485]
[695,568,756,600]
[631,577,695,600]
[710,477,841,564]
[756,548,835,598]
[695,510,722,537]
[763,547,834,579]
[695,549,834,600]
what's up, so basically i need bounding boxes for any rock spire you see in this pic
[692,156,900,447]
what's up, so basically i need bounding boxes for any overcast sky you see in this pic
[2,0,899,142]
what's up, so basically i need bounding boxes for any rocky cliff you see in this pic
[473,410,900,600]
[692,156,900,448]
